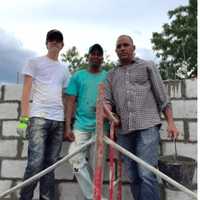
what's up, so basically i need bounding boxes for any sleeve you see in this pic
[104,71,114,106]
[147,61,171,112]
[64,72,79,96]
[22,59,36,77]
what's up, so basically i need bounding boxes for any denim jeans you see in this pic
[19,117,64,200]
[117,125,160,200]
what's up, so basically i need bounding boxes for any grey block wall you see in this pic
[0,79,197,200]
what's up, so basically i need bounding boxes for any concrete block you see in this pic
[0,180,12,198]
[4,85,22,101]
[172,100,197,119]
[57,183,84,200]
[164,80,182,98]
[55,161,74,180]
[165,188,197,200]
[104,160,130,183]
[0,103,18,119]
[193,168,197,184]
[188,122,197,141]
[1,160,27,178]
[58,183,110,200]
[161,142,197,160]
[0,140,18,157]
[60,142,70,157]
[21,140,28,158]
[2,121,18,137]
[160,121,184,140]
[185,79,197,98]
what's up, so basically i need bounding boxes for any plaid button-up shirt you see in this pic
[104,57,171,134]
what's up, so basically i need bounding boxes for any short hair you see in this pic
[46,29,63,43]
[88,43,103,56]
[117,35,134,45]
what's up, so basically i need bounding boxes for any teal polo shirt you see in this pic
[65,69,107,132]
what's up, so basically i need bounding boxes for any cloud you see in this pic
[0,28,36,83]
[0,0,188,28]
[136,48,159,63]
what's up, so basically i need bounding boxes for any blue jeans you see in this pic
[20,117,64,200]
[117,126,160,200]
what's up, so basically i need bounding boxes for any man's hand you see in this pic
[64,130,75,142]
[103,103,120,126]
[17,116,29,139]
[167,122,179,139]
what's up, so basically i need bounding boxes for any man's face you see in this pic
[46,40,64,53]
[88,50,103,67]
[115,36,135,64]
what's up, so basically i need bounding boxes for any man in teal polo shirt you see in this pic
[64,44,107,200]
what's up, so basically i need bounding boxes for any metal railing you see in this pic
[0,83,197,199]
[0,139,94,199]
[0,132,197,199]
[104,136,197,199]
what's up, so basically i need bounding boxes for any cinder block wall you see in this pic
[0,79,197,200]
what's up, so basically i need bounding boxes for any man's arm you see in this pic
[148,62,179,139]
[163,106,179,139]
[63,95,76,141]
[104,71,114,108]
[17,75,32,138]
[21,75,33,116]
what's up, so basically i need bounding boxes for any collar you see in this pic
[118,57,139,67]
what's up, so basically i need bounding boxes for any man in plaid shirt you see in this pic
[105,35,179,200]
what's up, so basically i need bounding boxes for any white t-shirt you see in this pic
[22,56,71,121]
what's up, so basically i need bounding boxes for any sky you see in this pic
[0,0,189,83]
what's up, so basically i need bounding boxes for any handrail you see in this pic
[104,136,197,199]
[0,136,197,199]
[0,139,94,199]
[103,102,119,125]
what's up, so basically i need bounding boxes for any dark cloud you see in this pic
[0,29,36,83]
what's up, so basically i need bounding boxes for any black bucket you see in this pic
[158,155,196,190]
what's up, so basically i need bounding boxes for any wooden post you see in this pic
[109,122,115,200]
[93,83,105,200]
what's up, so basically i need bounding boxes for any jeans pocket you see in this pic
[30,117,46,126]
[26,121,31,139]
[140,126,159,145]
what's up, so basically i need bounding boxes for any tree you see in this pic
[151,0,197,80]
[61,47,115,73]
[61,46,87,73]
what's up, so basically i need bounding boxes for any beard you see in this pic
[90,61,101,68]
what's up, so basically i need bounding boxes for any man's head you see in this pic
[115,35,135,65]
[46,29,64,53]
[88,44,103,68]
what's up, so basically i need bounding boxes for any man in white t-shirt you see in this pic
[17,29,71,200]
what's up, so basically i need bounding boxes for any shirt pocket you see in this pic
[129,68,148,85]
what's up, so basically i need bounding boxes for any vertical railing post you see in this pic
[109,122,115,200]
[117,155,122,200]
[93,83,105,200]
